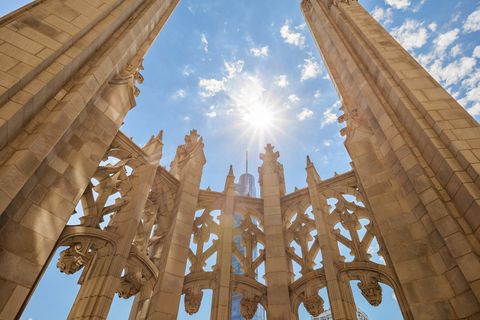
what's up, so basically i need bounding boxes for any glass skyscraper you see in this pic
[231,154,264,320]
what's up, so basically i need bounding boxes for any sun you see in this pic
[242,105,274,130]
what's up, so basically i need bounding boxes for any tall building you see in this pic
[312,308,369,320]
[231,152,264,320]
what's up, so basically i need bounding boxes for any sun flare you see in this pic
[242,105,274,130]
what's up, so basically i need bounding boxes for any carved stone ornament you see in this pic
[184,288,203,315]
[117,271,146,299]
[301,0,312,12]
[170,130,205,178]
[332,0,357,5]
[301,291,325,317]
[57,243,91,274]
[240,296,260,320]
[358,277,382,306]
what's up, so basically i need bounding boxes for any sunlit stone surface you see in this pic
[0,0,479,319]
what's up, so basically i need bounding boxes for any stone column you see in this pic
[306,157,357,320]
[258,144,294,320]
[129,280,155,320]
[68,134,163,319]
[0,0,179,318]
[146,130,206,320]
[211,166,235,320]
[302,0,480,317]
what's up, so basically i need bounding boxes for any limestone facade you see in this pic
[0,0,479,319]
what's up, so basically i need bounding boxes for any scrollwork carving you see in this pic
[117,271,147,299]
[358,276,382,306]
[184,288,203,315]
[240,295,260,320]
[170,130,206,178]
[301,0,312,12]
[301,291,325,317]
[57,242,92,274]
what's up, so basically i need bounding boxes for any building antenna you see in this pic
[246,150,248,174]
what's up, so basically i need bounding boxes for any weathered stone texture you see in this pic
[0,0,479,319]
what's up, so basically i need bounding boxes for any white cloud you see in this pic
[280,20,306,48]
[430,57,476,87]
[314,90,321,99]
[450,44,462,57]
[198,78,225,97]
[371,7,393,25]
[182,65,194,76]
[321,107,338,127]
[172,89,187,99]
[391,19,428,51]
[300,58,322,81]
[462,70,480,89]
[250,46,269,57]
[474,46,480,58]
[428,22,438,32]
[467,103,480,116]
[288,94,300,104]
[411,0,426,13]
[385,0,410,10]
[460,87,480,114]
[464,7,480,33]
[201,33,208,53]
[297,108,314,121]
[204,111,217,118]
[224,60,244,78]
[434,28,460,54]
[323,139,333,147]
[183,116,190,121]
[275,75,289,88]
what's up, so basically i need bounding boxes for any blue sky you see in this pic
[2,0,480,319]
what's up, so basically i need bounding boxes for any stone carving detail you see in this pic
[119,59,145,97]
[184,288,203,315]
[57,242,92,274]
[338,106,372,138]
[188,208,219,273]
[240,295,260,320]
[170,129,206,178]
[73,135,146,230]
[301,0,312,12]
[358,276,382,306]
[332,0,357,6]
[259,144,286,195]
[301,291,325,317]
[285,201,320,276]
[327,190,386,264]
[117,271,147,299]
[232,210,265,278]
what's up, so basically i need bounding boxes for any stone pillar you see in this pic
[211,166,235,320]
[129,280,155,320]
[258,144,294,320]
[146,130,206,320]
[305,157,357,320]
[68,134,163,319]
[302,0,480,318]
[0,0,179,318]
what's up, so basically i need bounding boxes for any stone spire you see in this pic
[306,155,322,185]
[142,130,163,163]
[258,144,286,196]
[170,129,206,179]
[224,165,235,191]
